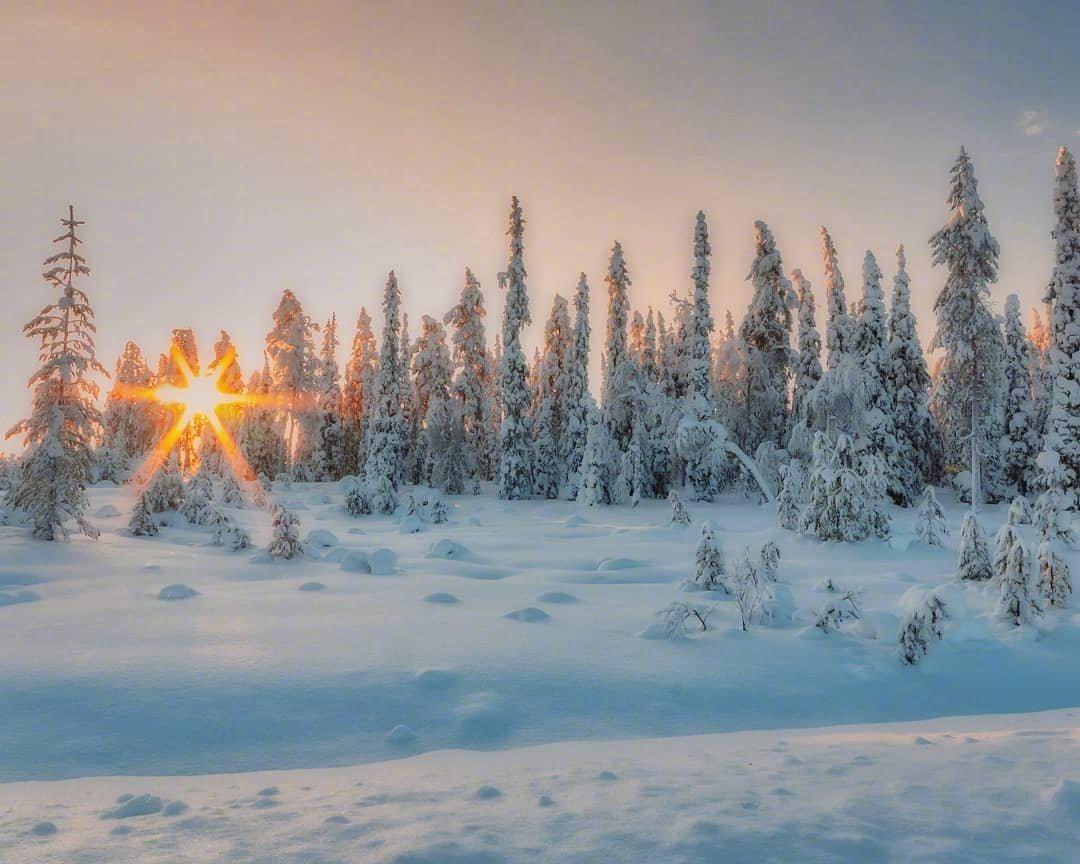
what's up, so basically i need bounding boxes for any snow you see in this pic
[1,482,1079,859]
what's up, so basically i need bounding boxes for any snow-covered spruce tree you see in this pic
[128,492,158,537]
[601,241,637,449]
[1028,304,1054,449]
[788,269,822,455]
[562,274,592,499]
[6,206,108,540]
[712,310,745,437]
[220,473,243,507]
[657,310,678,399]
[694,521,728,592]
[309,314,345,481]
[737,221,793,453]
[1034,487,1076,546]
[856,250,912,506]
[577,406,619,506]
[888,245,941,488]
[268,504,303,559]
[956,510,993,581]
[1009,494,1033,525]
[913,486,948,547]
[641,379,677,499]
[821,227,853,371]
[342,306,379,476]
[103,340,157,467]
[929,148,1005,508]
[238,359,286,481]
[617,404,649,506]
[424,393,466,495]
[898,591,949,665]
[144,455,184,513]
[1001,295,1039,496]
[669,489,692,526]
[1038,147,1080,510]
[445,268,492,483]
[732,547,763,631]
[799,431,875,542]
[398,313,421,485]
[265,289,319,477]
[776,458,807,531]
[628,310,647,371]
[996,536,1040,626]
[214,514,252,551]
[533,294,572,498]
[993,519,1021,585]
[181,463,216,525]
[412,315,453,485]
[1036,538,1072,608]
[687,211,715,403]
[363,272,405,514]
[497,197,534,499]
[641,308,659,382]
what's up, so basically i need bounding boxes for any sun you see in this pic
[153,350,237,425]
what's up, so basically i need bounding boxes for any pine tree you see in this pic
[533,294,572,498]
[238,359,286,482]
[617,405,649,506]
[1034,487,1076,546]
[641,308,659,382]
[800,432,879,542]
[929,148,1005,508]
[1008,494,1033,525]
[993,520,1021,585]
[1036,538,1072,608]
[497,196,534,499]
[956,510,993,581]
[129,492,158,537]
[776,458,807,531]
[694,520,728,592]
[310,314,345,481]
[144,456,184,512]
[268,504,303,559]
[887,245,940,488]
[1038,146,1080,509]
[424,393,466,495]
[669,489,692,526]
[996,536,1040,626]
[577,406,618,506]
[789,269,822,451]
[601,241,636,449]
[562,274,592,499]
[398,312,421,485]
[103,340,157,467]
[687,211,714,403]
[913,486,948,547]
[363,272,405,513]
[6,206,108,540]
[342,306,379,476]
[997,295,1038,496]
[898,591,949,665]
[265,289,318,476]
[445,268,492,482]
[737,221,793,452]
[820,227,853,371]
[412,315,453,484]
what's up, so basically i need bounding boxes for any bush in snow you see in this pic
[343,476,371,517]
[913,486,948,547]
[800,432,887,542]
[426,493,449,524]
[814,589,862,634]
[144,465,184,513]
[129,493,158,537]
[669,490,691,526]
[694,521,728,592]
[268,505,303,559]
[1008,495,1033,526]
[653,601,716,639]
[732,548,763,632]
[898,590,948,665]
[759,540,780,578]
[993,520,1021,585]
[214,515,251,551]
[220,475,244,507]
[996,536,1041,626]
[1036,538,1072,608]
[775,459,806,531]
[956,511,992,581]
[1034,488,1076,546]
[365,473,398,517]
[181,468,216,525]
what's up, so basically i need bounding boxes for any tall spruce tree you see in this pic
[563,273,593,499]
[1002,294,1039,496]
[820,227,852,371]
[929,148,1004,509]
[445,268,492,482]
[363,271,405,512]
[6,206,108,540]
[342,306,378,476]
[533,294,572,498]
[602,241,635,449]
[789,269,822,451]
[497,196,534,499]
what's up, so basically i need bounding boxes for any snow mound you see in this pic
[102,794,164,819]
[324,814,350,824]
[455,693,511,741]
[473,785,502,800]
[157,584,199,601]
[413,668,459,689]
[0,572,44,587]
[427,539,471,560]
[399,515,423,534]
[596,557,641,571]
[423,592,460,605]
[30,821,58,836]
[339,550,371,573]
[298,581,326,592]
[854,611,899,641]
[565,514,589,527]
[889,534,913,551]
[305,529,339,548]
[346,526,366,535]
[536,591,580,604]
[384,724,416,745]
[1045,779,1080,819]
[370,548,397,575]
[504,607,550,623]
[319,546,349,563]
[538,795,555,807]
[595,770,618,781]
[0,590,40,607]
[162,800,189,817]
[257,786,279,797]
[94,504,121,518]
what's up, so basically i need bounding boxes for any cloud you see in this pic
[1017,109,1050,136]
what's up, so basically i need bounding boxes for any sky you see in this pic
[1,0,1079,448]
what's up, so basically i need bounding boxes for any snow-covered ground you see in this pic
[2,483,1079,860]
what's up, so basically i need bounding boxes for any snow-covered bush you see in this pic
[956,511,992,581]
[343,476,371,517]
[732,548,763,632]
[268,505,303,559]
[652,601,715,639]
[913,486,948,547]
[669,490,691,526]
[1036,538,1072,609]
[144,466,184,513]
[759,540,780,578]
[220,475,244,507]
[215,515,251,551]
[776,459,806,531]
[996,536,1040,626]
[1034,489,1076,546]
[694,521,728,592]
[181,469,216,525]
[993,520,1021,585]
[426,493,449,524]
[1008,495,1033,526]
[814,589,861,634]
[128,493,158,537]
[898,590,948,665]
